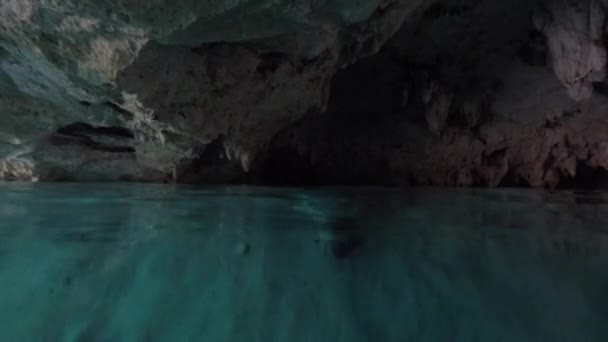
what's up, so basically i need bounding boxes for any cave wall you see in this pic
[258,0,608,188]
[0,0,425,181]
[1,0,608,187]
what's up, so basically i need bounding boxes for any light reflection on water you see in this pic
[0,183,607,341]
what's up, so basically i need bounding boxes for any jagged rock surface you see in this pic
[2,0,608,188]
[535,0,608,102]
[258,0,608,188]
[0,0,424,181]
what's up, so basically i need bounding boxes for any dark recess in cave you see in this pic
[255,49,409,187]
[257,52,289,75]
[326,51,408,121]
[516,29,548,67]
[52,122,135,153]
[57,122,134,139]
[498,170,531,188]
[559,164,608,189]
[176,135,247,184]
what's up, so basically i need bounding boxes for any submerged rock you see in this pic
[236,241,251,256]
[316,217,366,259]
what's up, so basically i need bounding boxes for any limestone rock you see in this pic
[0,0,425,181]
[2,0,608,188]
[258,0,608,188]
[535,0,608,101]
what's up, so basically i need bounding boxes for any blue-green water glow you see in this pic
[0,183,607,341]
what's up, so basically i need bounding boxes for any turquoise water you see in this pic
[0,183,607,341]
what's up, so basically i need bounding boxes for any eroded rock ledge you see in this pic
[1,0,608,188]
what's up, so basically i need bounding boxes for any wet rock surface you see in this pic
[1,0,608,187]
[0,0,423,181]
[257,0,608,188]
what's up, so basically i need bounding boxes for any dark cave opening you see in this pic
[52,122,135,153]
[497,170,531,188]
[255,49,411,187]
[559,164,608,190]
[326,52,409,121]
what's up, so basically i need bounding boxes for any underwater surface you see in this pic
[0,183,607,341]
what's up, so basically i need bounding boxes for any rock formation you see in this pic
[257,0,608,188]
[0,0,424,181]
[1,0,608,187]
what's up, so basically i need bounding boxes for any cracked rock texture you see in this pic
[257,0,608,188]
[2,0,608,188]
[0,0,423,181]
